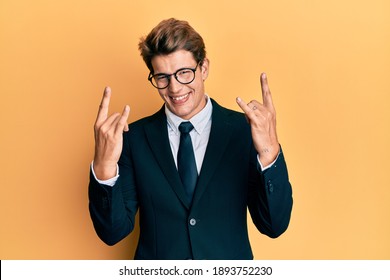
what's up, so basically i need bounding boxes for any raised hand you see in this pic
[93,87,130,180]
[236,73,280,167]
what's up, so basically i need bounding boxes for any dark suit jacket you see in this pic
[89,99,293,259]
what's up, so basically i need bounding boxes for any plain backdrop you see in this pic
[0,0,389,259]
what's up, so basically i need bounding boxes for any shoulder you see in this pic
[128,105,165,129]
[210,98,248,127]
[121,105,166,144]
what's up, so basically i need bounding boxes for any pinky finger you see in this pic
[115,105,130,135]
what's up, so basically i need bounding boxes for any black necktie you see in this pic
[178,122,198,202]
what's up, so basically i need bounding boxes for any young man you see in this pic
[89,18,293,259]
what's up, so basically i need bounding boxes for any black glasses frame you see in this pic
[148,62,200,89]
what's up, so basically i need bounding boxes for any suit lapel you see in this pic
[144,107,191,209]
[191,100,233,207]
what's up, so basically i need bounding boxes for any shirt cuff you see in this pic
[257,151,280,172]
[90,161,119,187]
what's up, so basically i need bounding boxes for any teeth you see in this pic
[172,93,189,101]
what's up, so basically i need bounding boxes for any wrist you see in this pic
[92,160,117,180]
[258,143,280,167]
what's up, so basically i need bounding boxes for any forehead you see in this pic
[151,50,196,73]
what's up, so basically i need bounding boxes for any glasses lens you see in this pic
[152,75,169,89]
[176,69,195,84]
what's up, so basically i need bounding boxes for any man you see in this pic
[89,18,293,260]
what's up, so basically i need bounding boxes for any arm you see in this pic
[247,147,293,238]
[237,73,293,237]
[88,87,137,245]
[89,131,138,245]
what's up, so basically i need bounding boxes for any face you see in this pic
[151,49,209,120]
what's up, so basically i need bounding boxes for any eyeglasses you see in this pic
[148,62,200,89]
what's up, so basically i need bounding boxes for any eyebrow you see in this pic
[153,65,195,76]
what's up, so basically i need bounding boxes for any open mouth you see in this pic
[170,93,190,103]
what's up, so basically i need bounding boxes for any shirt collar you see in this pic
[165,95,213,135]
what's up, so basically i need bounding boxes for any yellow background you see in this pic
[1,0,389,259]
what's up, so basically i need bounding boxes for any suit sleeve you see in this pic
[247,146,293,238]
[88,131,138,245]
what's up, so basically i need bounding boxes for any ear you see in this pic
[200,58,209,81]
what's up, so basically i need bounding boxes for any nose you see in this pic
[168,76,182,93]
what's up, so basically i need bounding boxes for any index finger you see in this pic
[95,87,111,124]
[260,73,275,110]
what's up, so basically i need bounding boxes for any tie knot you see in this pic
[179,122,194,134]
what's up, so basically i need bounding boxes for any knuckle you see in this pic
[247,110,256,118]
[99,124,111,136]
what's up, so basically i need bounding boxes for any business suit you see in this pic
[89,98,293,259]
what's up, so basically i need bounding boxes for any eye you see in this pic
[155,74,168,81]
[177,69,191,75]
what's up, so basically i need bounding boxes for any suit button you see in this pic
[267,180,274,193]
[189,218,196,226]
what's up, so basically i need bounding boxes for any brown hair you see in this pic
[138,18,206,73]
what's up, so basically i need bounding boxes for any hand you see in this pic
[236,73,280,166]
[93,87,130,180]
